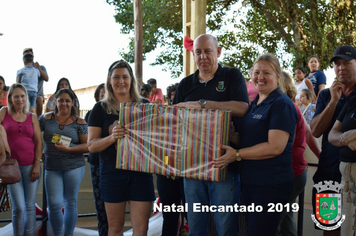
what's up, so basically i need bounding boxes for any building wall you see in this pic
[44,85,99,118]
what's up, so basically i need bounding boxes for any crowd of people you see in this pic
[0,36,355,236]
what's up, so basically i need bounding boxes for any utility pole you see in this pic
[134,0,143,86]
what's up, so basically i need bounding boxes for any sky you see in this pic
[0,0,178,97]
[0,0,336,101]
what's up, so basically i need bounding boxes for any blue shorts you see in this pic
[27,90,37,108]
[99,162,155,203]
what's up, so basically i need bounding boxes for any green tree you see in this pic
[107,0,356,78]
[227,0,356,74]
[106,0,238,77]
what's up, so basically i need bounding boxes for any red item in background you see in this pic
[184,36,194,52]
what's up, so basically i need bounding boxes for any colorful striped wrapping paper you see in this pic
[116,102,231,182]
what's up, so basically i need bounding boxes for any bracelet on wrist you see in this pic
[235,150,242,161]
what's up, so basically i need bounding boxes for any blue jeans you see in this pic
[8,165,41,236]
[45,166,85,236]
[184,172,240,236]
[277,168,307,236]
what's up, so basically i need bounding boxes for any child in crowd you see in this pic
[147,78,164,104]
[166,83,178,105]
[306,55,327,99]
[17,52,40,113]
[294,66,316,103]
[299,88,316,124]
[140,84,152,102]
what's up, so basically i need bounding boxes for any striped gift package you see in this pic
[116,102,231,182]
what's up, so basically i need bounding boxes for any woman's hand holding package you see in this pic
[111,125,126,142]
[214,145,237,170]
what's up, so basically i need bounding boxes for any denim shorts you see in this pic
[27,91,37,108]
[100,162,155,203]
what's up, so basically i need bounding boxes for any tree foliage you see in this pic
[229,0,356,73]
[107,0,356,78]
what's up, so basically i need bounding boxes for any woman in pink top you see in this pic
[246,68,258,104]
[0,76,8,108]
[0,83,42,236]
[147,78,165,104]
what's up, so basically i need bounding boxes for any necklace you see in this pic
[55,114,73,130]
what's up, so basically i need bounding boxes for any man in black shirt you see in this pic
[173,34,249,236]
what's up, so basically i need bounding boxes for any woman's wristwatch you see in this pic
[236,150,242,161]
[35,158,43,163]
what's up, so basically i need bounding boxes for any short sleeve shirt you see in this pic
[37,65,48,97]
[88,102,119,164]
[149,88,164,104]
[16,65,40,92]
[39,114,87,170]
[88,100,149,164]
[336,96,356,163]
[307,70,327,96]
[313,87,356,173]
[173,64,249,104]
[237,89,298,185]
[173,65,249,172]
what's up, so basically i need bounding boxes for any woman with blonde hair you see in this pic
[0,83,42,235]
[215,54,298,235]
[88,60,155,235]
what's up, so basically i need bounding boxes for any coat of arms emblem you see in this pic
[216,81,226,92]
[311,181,346,230]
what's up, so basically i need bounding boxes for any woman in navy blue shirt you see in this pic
[306,55,327,100]
[215,53,298,236]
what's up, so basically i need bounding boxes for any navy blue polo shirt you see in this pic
[237,89,298,186]
[173,65,249,173]
[173,64,248,104]
[314,87,356,173]
[337,96,356,163]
